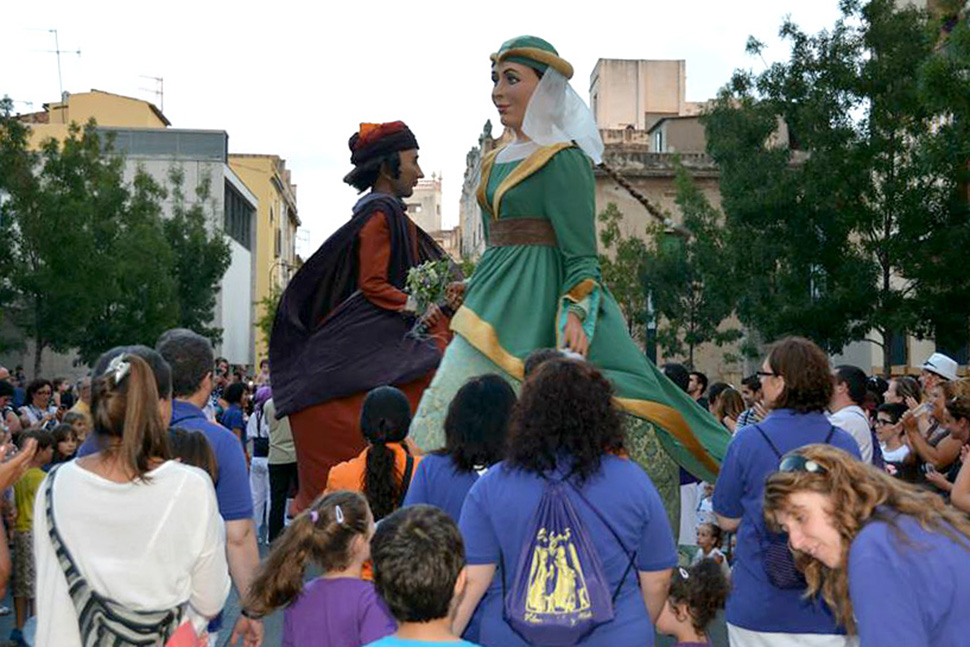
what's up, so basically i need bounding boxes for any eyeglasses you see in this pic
[874,418,895,426]
[778,454,827,475]
[756,371,779,379]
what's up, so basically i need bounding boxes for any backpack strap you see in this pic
[565,480,638,604]
[824,425,837,444]
[754,425,783,459]
[397,450,415,507]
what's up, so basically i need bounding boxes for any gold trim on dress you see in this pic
[454,306,721,476]
[492,142,574,220]
[477,148,502,215]
[565,279,596,302]
[451,305,526,380]
[614,397,721,476]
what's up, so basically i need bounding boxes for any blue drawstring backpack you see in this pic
[501,475,636,646]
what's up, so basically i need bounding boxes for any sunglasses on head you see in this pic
[778,454,827,475]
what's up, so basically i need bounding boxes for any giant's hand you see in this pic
[445,281,465,311]
[562,312,589,357]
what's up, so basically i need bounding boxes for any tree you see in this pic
[1,107,234,372]
[640,165,741,367]
[3,119,138,375]
[705,0,970,370]
[254,283,282,354]
[598,202,649,342]
[0,97,37,353]
[163,165,231,345]
[72,167,180,364]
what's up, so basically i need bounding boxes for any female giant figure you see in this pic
[410,36,730,491]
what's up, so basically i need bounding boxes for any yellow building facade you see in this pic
[228,155,300,361]
[21,90,170,149]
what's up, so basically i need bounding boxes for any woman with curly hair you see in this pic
[713,337,861,646]
[454,358,676,646]
[764,444,970,646]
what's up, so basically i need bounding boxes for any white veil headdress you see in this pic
[520,68,604,164]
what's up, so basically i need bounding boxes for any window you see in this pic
[888,331,908,367]
[224,181,254,250]
[937,340,969,366]
[275,228,282,259]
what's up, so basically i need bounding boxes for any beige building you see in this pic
[228,155,301,361]
[405,174,443,233]
[590,59,706,132]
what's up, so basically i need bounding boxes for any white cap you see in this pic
[921,352,959,381]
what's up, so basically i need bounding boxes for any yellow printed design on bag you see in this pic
[524,528,592,622]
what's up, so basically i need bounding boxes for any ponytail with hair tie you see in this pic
[246,491,371,617]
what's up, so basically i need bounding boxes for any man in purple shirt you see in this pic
[156,329,262,647]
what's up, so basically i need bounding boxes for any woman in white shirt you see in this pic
[33,349,230,647]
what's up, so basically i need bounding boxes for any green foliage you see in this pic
[705,0,970,370]
[0,107,233,371]
[640,166,741,367]
[255,283,282,354]
[163,165,231,346]
[0,97,36,353]
[598,202,649,341]
[459,255,477,280]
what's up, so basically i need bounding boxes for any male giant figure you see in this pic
[270,122,456,510]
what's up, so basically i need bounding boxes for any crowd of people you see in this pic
[2,31,969,647]
[0,334,968,647]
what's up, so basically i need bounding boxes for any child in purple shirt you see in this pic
[656,561,729,647]
[247,490,395,647]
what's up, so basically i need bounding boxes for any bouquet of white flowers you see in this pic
[405,259,455,339]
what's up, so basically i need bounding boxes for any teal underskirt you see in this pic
[410,334,680,531]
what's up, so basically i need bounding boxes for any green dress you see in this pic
[410,143,730,508]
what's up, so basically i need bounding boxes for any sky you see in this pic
[2,0,846,256]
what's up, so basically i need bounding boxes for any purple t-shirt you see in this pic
[848,512,970,647]
[459,455,677,647]
[713,409,861,634]
[403,453,479,523]
[283,577,395,647]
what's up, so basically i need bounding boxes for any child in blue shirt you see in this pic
[367,505,481,647]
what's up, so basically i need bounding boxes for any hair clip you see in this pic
[679,567,690,579]
[309,510,319,524]
[335,505,345,525]
[106,354,131,387]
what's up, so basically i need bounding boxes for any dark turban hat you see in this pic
[342,121,419,186]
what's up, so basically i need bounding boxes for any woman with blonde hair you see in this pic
[764,444,970,646]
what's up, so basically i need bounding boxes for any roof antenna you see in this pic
[47,29,81,98]
[139,76,164,112]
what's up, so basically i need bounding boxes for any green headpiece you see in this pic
[490,35,574,80]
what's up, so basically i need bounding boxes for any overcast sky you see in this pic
[3,0,845,255]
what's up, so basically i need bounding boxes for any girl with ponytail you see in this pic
[246,490,395,647]
[326,386,422,521]
[34,350,229,646]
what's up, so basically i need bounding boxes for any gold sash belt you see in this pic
[488,218,559,247]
